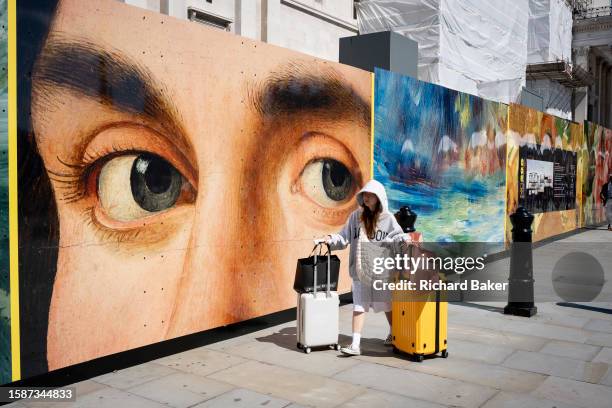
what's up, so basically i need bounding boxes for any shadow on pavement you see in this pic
[556,302,612,314]
[254,327,298,351]
[450,301,506,314]
[254,327,394,357]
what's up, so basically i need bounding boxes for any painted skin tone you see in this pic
[31,0,371,369]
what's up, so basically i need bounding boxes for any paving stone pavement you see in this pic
[7,228,612,407]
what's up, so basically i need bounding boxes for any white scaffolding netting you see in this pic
[526,0,574,119]
[528,0,573,64]
[356,0,530,103]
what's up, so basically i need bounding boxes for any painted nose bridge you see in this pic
[164,102,287,336]
[164,168,244,338]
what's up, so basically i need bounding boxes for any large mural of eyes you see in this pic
[98,153,195,221]
[55,124,199,234]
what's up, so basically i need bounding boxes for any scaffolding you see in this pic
[356,0,530,103]
[526,61,593,88]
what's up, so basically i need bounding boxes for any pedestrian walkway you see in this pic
[8,227,612,408]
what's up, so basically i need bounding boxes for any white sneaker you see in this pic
[340,344,361,356]
[384,333,393,346]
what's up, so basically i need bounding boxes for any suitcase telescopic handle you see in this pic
[313,249,318,296]
[406,243,417,282]
[313,242,332,298]
[323,243,332,298]
[312,242,325,296]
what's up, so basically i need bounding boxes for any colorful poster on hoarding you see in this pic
[507,106,581,242]
[582,121,612,226]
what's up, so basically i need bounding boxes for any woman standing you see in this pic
[317,180,409,356]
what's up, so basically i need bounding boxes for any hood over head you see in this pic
[356,179,390,214]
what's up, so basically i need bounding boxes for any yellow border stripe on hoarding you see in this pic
[8,0,21,381]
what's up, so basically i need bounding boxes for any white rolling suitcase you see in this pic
[296,244,340,354]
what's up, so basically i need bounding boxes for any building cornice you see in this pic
[573,15,612,33]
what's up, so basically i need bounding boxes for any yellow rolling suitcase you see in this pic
[391,240,448,362]
[391,289,448,362]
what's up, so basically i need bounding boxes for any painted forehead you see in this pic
[34,35,370,127]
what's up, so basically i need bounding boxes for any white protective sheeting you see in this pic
[526,0,573,118]
[356,0,529,103]
[527,0,573,64]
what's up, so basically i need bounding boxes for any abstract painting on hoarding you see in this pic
[373,68,507,242]
[507,106,580,242]
[16,0,371,380]
[582,121,612,226]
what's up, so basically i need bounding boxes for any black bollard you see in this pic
[394,206,417,233]
[504,207,537,317]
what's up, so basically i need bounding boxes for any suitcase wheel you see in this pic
[297,342,302,350]
[304,347,311,354]
[335,344,340,351]
[392,346,399,355]
[441,350,448,358]
[414,354,424,362]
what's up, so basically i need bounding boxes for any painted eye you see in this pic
[301,159,353,206]
[98,153,191,221]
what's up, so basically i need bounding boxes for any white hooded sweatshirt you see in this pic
[328,180,405,281]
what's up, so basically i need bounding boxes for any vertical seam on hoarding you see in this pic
[370,72,374,180]
[504,104,510,245]
[8,0,21,381]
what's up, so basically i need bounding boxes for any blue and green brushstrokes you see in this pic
[374,68,507,243]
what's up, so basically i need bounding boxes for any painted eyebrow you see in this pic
[251,63,371,128]
[32,37,192,159]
